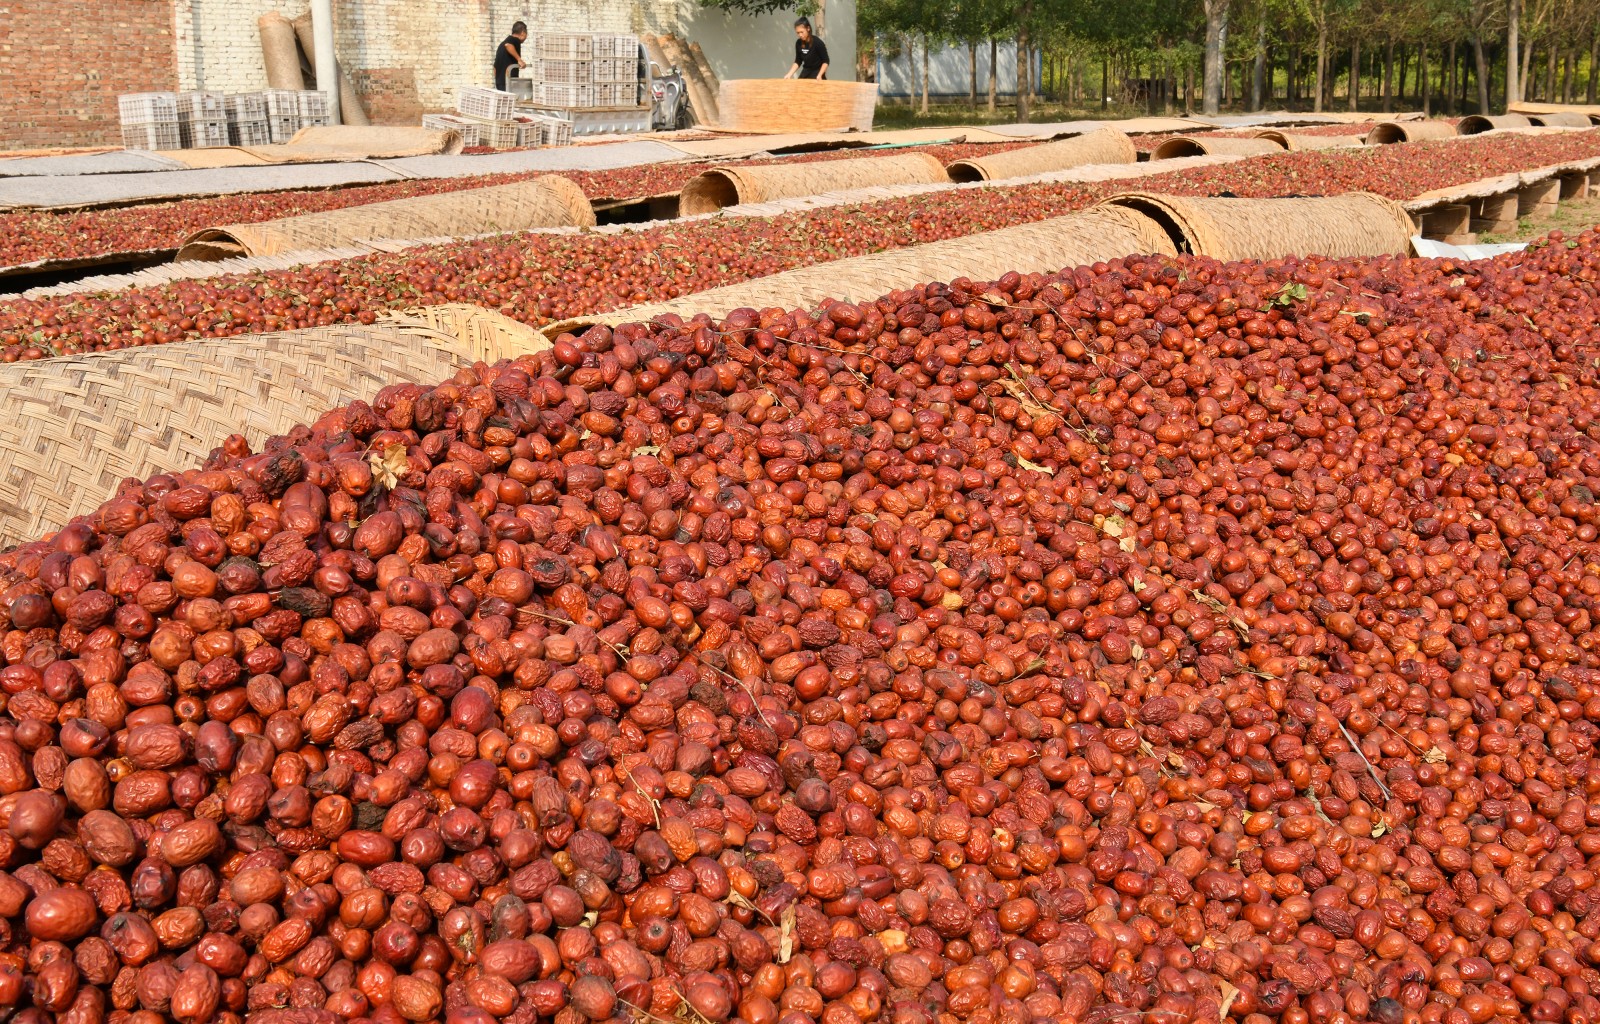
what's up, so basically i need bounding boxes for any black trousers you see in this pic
[495,66,511,91]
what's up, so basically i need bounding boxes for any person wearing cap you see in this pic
[784,18,829,79]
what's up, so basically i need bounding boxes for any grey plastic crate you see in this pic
[267,114,300,144]
[296,91,330,126]
[177,91,227,120]
[263,89,301,117]
[228,120,271,146]
[534,34,592,60]
[179,119,229,149]
[118,92,179,125]
[122,121,181,151]
[227,92,268,121]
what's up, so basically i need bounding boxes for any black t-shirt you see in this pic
[794,37,829,79]
[495,35,524,72]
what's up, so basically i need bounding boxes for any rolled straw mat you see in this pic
[545,206,1176,338]
[258,12,305,90]
[716,79,877,133]
[292,11,370,126]
[0,305,548,545]
[1099,192,1415,263]
[1366,120,1457,144]
[176,176,594,260]
[945,128,1135,182]
[1253,130,1365,151]
[1457,114,1533,135]
[1151,135,1283,159]
[659,35,721,127]
[1525,112,1596,128]
[680,152,948,215]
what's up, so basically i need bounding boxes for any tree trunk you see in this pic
[968,40,977,108]
[1473,34,1491,113]
[1349,39,1359,110]
[1590,30,1600,103]
[1506,0,1520,105]
[919,35,930,114]
[1445,38,1455,114]
[1288,43,1298,106]
[1420,41,1430,115]
[1252,16,1267,110]
[1545,45,1556,102]
[1100,54,1107,110]
[1397,43,1407,103]
[988,38,997,113]
[1016,17,1031,120]
[1184,62,1194,114]
[1313,23,1327,112]
[1562,49,1573,102]
[1202,0,1228,114]
[1382,38,1394,112]
[1518,38,1532,101]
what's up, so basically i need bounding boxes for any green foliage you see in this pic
[699,0,818,16]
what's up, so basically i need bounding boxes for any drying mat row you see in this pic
[680,152,949,214]
[1405,154,1600,211]
[159,126,462,169]
[0,305,546,545]
[176,175,594,260]
[1102,191,1415,262]
[946,128,1137,182]
[544,206,1179,336]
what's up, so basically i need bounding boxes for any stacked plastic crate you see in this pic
[118,92,181,151]
[177,92,229,149]
[522,34,640,111]
[225,93,270,146]
[421,113,484,148]
[296,90,332,128]
[453,87,520,149]
[263,90,302,143]
[591,35,641,107]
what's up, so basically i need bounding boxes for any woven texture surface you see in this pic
[1367,120,1458,144]
[659,35,721,127]
[1153,135,1283,159]
[258,12,305,90]
[1254,130,1365,151]
[1405,155,1600,210]
[1102,191,1416,262]
[946,128,1135,181]
[546,206,1176,337]
[0,305,547,545]
[176,176,594,259]
[1458,114,1533,135]
[1526,112,1596,128]
[1508,101,1600,119]
[680,152,947,215]
[715,80,877,133]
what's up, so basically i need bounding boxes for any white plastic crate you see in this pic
[461,116,519,150]
[179,119,229,149]
[536,83,594,108]
[122,121,180,151]
[535,34,592,60]
[296,91,330,126]
[118,92,179,125]
[227,92,268,121]
[592,34,638,59]
[268,114,300,144]
[539,58,593,85]
[456,86,515,121]
[422,114,482,148]
[536,116,574,147]
[228,120,271,146]
[177,91,226,120]
[263,89,300,117]
[512,118,539,148]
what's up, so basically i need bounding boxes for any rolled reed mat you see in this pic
[716,79,877,133]
[689,42,721,94]
[292,11,370,126]
[1253,129,1366,151]
[259,12,305,90]
[247,124,465,161]
[680,152,947,215]
[176,176,594,260]
[544,206,1176,338]
[1525,112,1593,128]
[1365,120,1458,144]
[1151,135,1283,159]
[1098,191,1416,263]
[945,128,1135,182]
[0,305,548,545]
[642,35,673,81]
[1457,113,1533,135]
[660,35,721,127]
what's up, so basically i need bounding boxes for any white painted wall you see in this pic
[683,5,856,83]
[877,38,1025,99]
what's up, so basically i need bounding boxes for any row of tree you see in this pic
[837,0,1600,117]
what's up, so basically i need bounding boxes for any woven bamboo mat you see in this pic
[1458,114,1533,135]
[1526,112,1596,128]
[1508,101,1600,119]
[659,35,722,127]
[715,80,878,133]
[176,176,594,260]
[1102,192,1415,262]
[0,305,546,544]
[1253,130,1365,151]
[1405,155,1600,210]
[946,128,1135,182]
[545,206,1176,337]
[160,127,465,170]
[1366,121,1458,144]
[1153,136,1284,159]
[259,11,305,90]
[680,152,947,214]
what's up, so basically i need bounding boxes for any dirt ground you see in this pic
[1479,191,1600,244]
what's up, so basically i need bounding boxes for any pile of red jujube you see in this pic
[4,225,1600,1024]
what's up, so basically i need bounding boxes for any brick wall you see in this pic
[0,0,178,150]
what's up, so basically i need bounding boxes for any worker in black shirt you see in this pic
[784,17,829,80]
[494,22,528,92]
